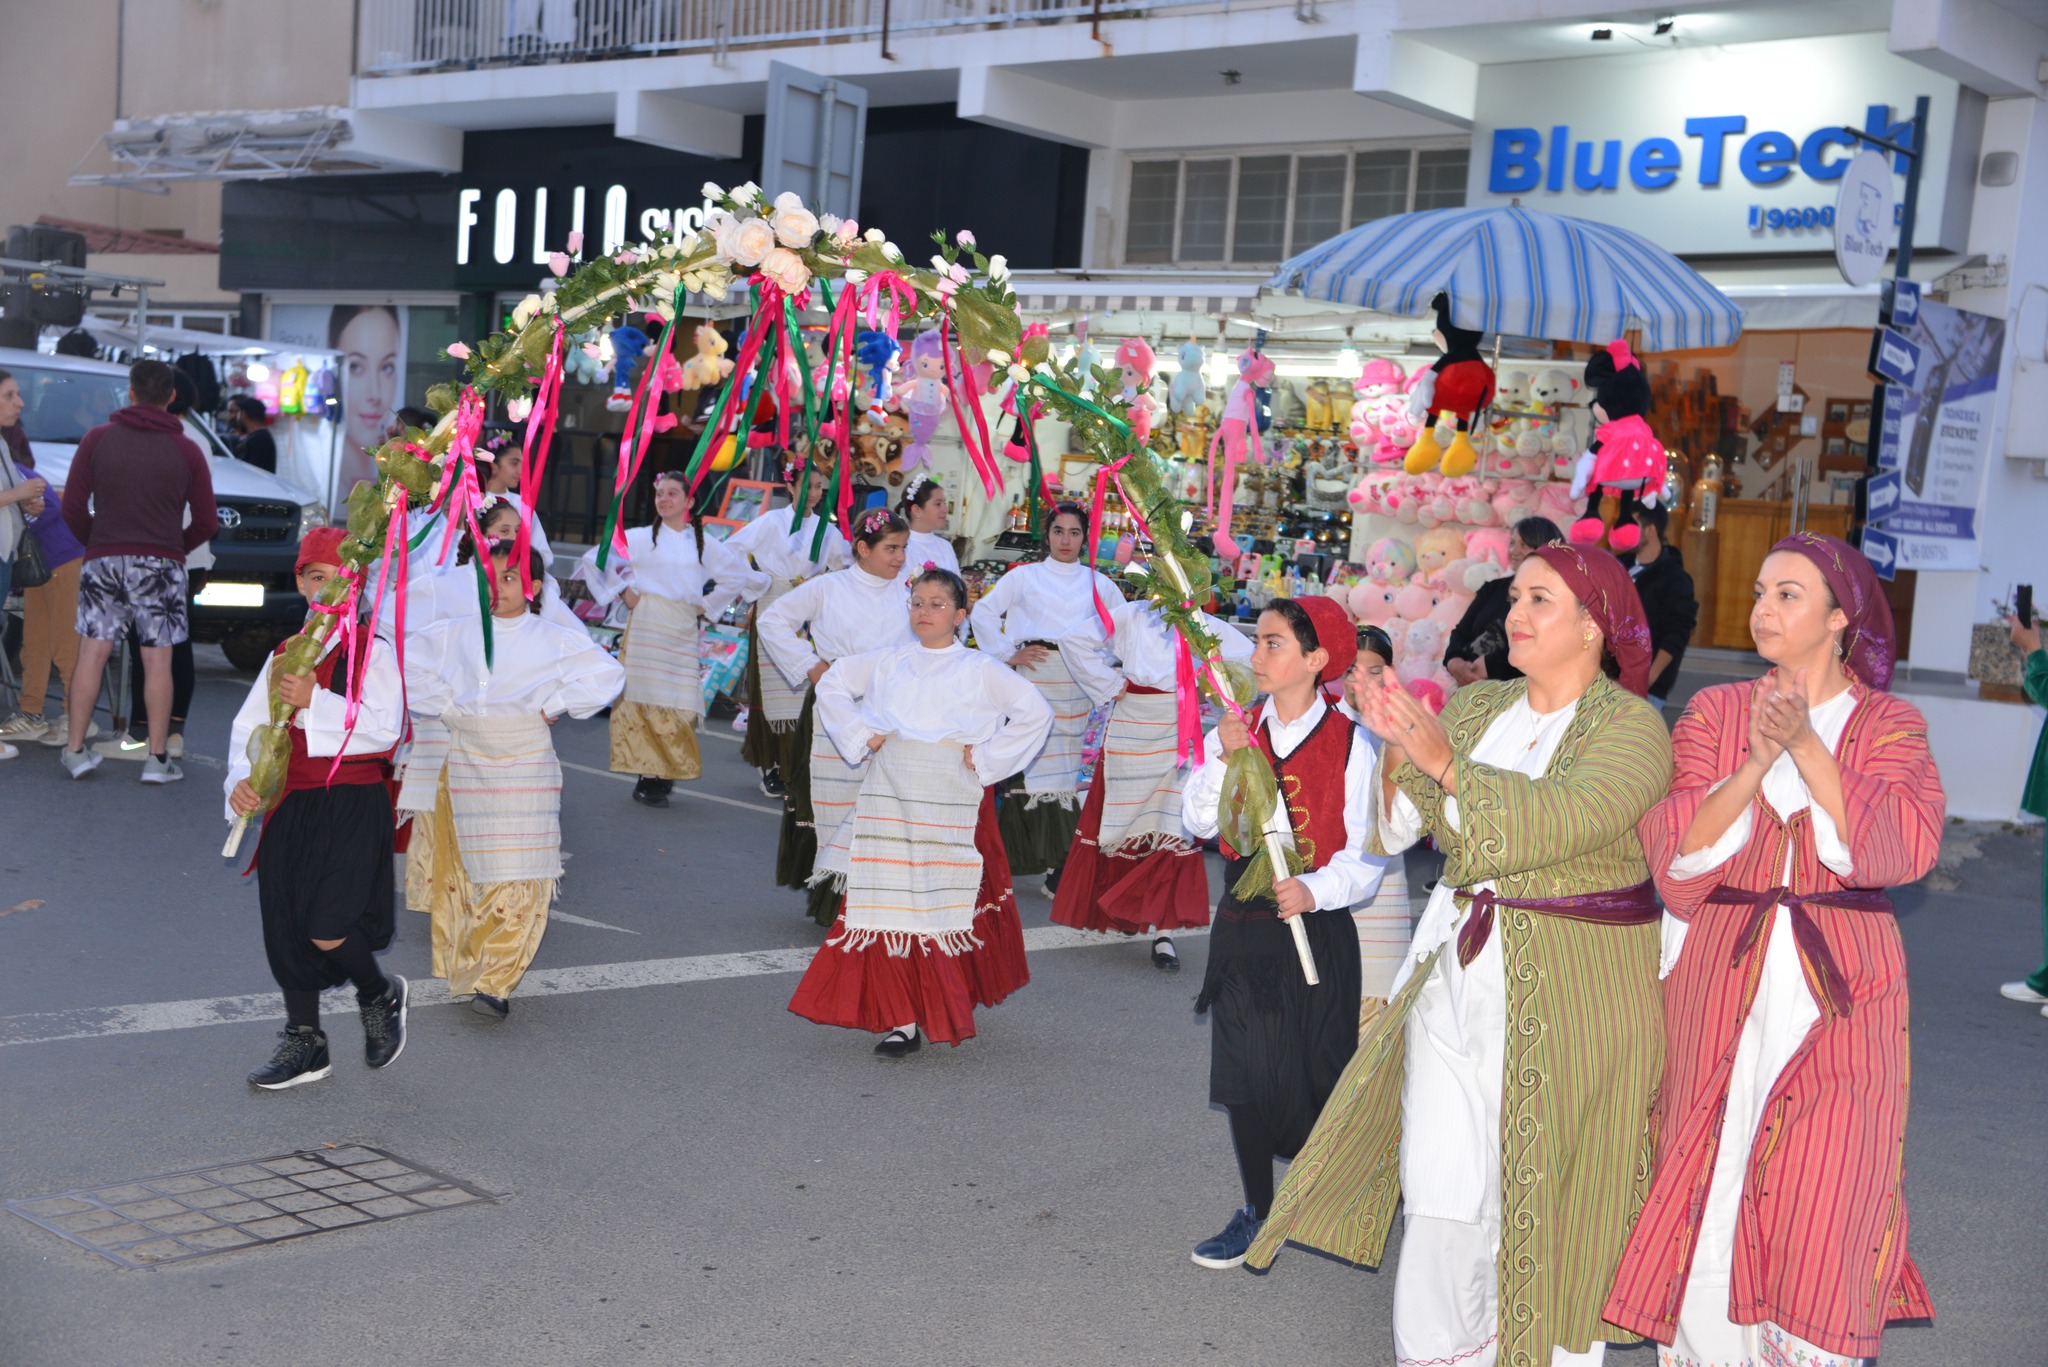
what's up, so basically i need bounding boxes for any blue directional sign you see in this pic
[1860,525,1898,581]
[1870,329,1922,388]
[1865,470,1902,523]
[1886,278,1921,329]
[1873,384,1904,470]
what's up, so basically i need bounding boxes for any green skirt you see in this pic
[995,777,1081,877]
[775,686,818,893]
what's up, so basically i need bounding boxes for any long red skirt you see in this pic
[1049,761,1211,935]
[787,789,1030,1046]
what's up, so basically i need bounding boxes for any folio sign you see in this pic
[1466,33,1968,257]
[455,185,717,267]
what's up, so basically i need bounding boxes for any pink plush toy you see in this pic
[1369,392,1419,464]
[1355,356,1407,406]
[1207,348,1274,559]
[1383,472,1430,526]
[1447,475,1497,527]
[1396,619,1455,698]
[1393,580,1439,624]
[1365,537,1417,584]
[1348,580,1401,627]
[1413,526,1467,584]
[1534,480,1579,529]
[1349,468,1400,515]
[1463,526,1511,572]
[898,329,949,472]
[1405,677,1448,714]
[1490,478,1539,528]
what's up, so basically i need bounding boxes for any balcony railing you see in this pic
[357,0,1270,75]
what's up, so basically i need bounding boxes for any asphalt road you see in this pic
[2,647,2043,1366]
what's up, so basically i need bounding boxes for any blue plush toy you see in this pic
[1168,340,1207,418]
[854,329,901,425]
[608,323,651,412]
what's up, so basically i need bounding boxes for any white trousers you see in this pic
[1660,909,1863,1367]
[1395,1212,1608,1367]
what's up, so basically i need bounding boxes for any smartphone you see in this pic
[2018,584,2034,628]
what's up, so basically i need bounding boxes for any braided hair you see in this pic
[648,470,705,557]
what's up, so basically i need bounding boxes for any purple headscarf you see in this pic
[1529,543,1655,697]
[1769,532,1896,690]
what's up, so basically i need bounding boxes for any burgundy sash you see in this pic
[1705,884,1894,1018]
[1455,880,1661,968]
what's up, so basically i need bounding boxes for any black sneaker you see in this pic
[759,767,786,799]
[632,777,671,808]
[469,992,510,1021]
[362,975,408,1069]
[248,1026,332,1090]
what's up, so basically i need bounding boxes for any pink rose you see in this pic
[760,246,810,294]
[566,230,585,255]
[547,252,570,277]
[444,342,472,360]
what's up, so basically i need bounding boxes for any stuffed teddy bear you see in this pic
[1568,339,1667,552]
[1349,467,1401,516]
[1396,619,1455,699]
[1207,348,1275,559]
[1393,579,1440,626]
[1404,293,1495,479]
[1169,340,1207,418]
[1463,526,1512,573]
[607,323,651,412]
[1445,475,1498,528]
[896,329,949,472]
[1365,536,1417,584]
[1489,477,1537,529]
[1405,677,1449,714]
[1348,579,1401,628]
[1534,479,1579,530]
[1414,525,1468,585]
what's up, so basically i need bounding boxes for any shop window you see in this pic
[1414,149,1471,212]
[1290,154,1348,256]
[1124,143,1469,267]
[1125,160,1180,264]
[1180,159,1232,262]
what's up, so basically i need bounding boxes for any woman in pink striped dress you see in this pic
[1604,533,1945,1366]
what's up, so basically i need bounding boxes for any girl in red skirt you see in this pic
[1052,596,1252,969]
[788,569,1054,1056]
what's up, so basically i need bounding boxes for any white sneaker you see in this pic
[40,721,90,748]
[2000,981,2048,1005]
[2040,1004,2048,1021]
[0,741,17,761]
[60,746,102,779]
[94,735,151,761]
[0,713,48,742]
[140,755,184,785]
[168,733,185,759]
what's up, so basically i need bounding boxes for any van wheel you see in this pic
[221,626,284,673]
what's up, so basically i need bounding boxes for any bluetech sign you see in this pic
[1466,33,1966,257]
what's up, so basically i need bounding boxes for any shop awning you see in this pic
[1694,259,1950,334]
[75,316,339,356]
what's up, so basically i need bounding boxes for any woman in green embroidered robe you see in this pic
[1246,544,1672,1367]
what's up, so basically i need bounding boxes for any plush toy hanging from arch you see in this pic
[1403,292,1494,479]
[1568,339,1667,553]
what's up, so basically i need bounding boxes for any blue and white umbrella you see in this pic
[1266,204,1743,353]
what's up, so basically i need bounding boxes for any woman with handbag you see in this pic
[0,368,54,761]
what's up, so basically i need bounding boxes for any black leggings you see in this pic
[1228,1104,1278,1219]
[126,632,194,733]
[281,935,390,1031]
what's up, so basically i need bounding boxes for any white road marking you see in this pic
[549,911,639,934]
[0,924,1207,1047]
[700,729,743,745]
[558,760,783,815]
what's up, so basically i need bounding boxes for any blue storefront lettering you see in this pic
[1486,104,1922,194]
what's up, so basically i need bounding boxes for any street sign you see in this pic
[1866,469,1902,523]
[1873,384,1904,469]
[1884,277,1921,329]
[1834,149,1895,287]
[1870,328,1923,387]
[1860,525,1898,580]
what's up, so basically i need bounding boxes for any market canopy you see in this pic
[1265,204,1745,353]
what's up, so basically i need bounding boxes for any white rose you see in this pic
[760,246,811,294]
[987,349,1011,365]
[732,181,761,205]
[715,216,774,267]
[864,228,885,243]
[701,181,724,201]
[1007,363,1028,383]
[506,396,534,423]
[510,294,543,328]
[987,253,1009,280]
[845,268,870,285]
[881,240,902,263]
[770,200,820,248]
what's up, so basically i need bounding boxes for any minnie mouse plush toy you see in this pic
[1567,339,1666,552]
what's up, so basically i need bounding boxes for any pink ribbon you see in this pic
[860,271,917,334]
[937,317,1003,500]
[511,321,567,601]
[1086,454,1132,637]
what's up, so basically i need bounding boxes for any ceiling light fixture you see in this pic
[1221,68,1243,85]
[1591,27,1613,40]
[1653,15,1676,34]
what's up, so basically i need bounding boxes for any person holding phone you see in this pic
[1999,589,2048,1015]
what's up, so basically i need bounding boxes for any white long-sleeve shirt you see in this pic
[968,558,1123,662]
[403,610,623,720]
[901,529,961,587]
[816,640,1054,788]
[388,557,582,636]
[578,523,768,620]
[725,505,850,590]
[1067,599,1255,704]
[223,636,405,821]
[497,491,553,566]
[1180,694,1386,912]
[757,564,916,688]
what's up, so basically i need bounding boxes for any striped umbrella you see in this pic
[1265,204,1743,352]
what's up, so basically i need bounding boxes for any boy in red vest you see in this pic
[1179,595,1386,1268]
[226,528,409,1089]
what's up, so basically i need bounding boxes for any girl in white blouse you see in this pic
[403,541,624,1020]
[789,568,1053,1056]
[758,507,915,925]
[581,472,768,807]
[967,501,1124,889]
[896,474,961,588]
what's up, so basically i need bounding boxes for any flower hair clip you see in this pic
[856,507,895,535]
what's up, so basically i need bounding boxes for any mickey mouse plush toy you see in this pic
[1567,339,1667,553]
[1404,292,1495,479]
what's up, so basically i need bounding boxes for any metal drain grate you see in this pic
[5,1146,495,1267]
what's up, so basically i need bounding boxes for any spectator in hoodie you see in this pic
[56,359,218,784]
[1624,504,1699,713]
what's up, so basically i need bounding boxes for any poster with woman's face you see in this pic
[269,303,407,510]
